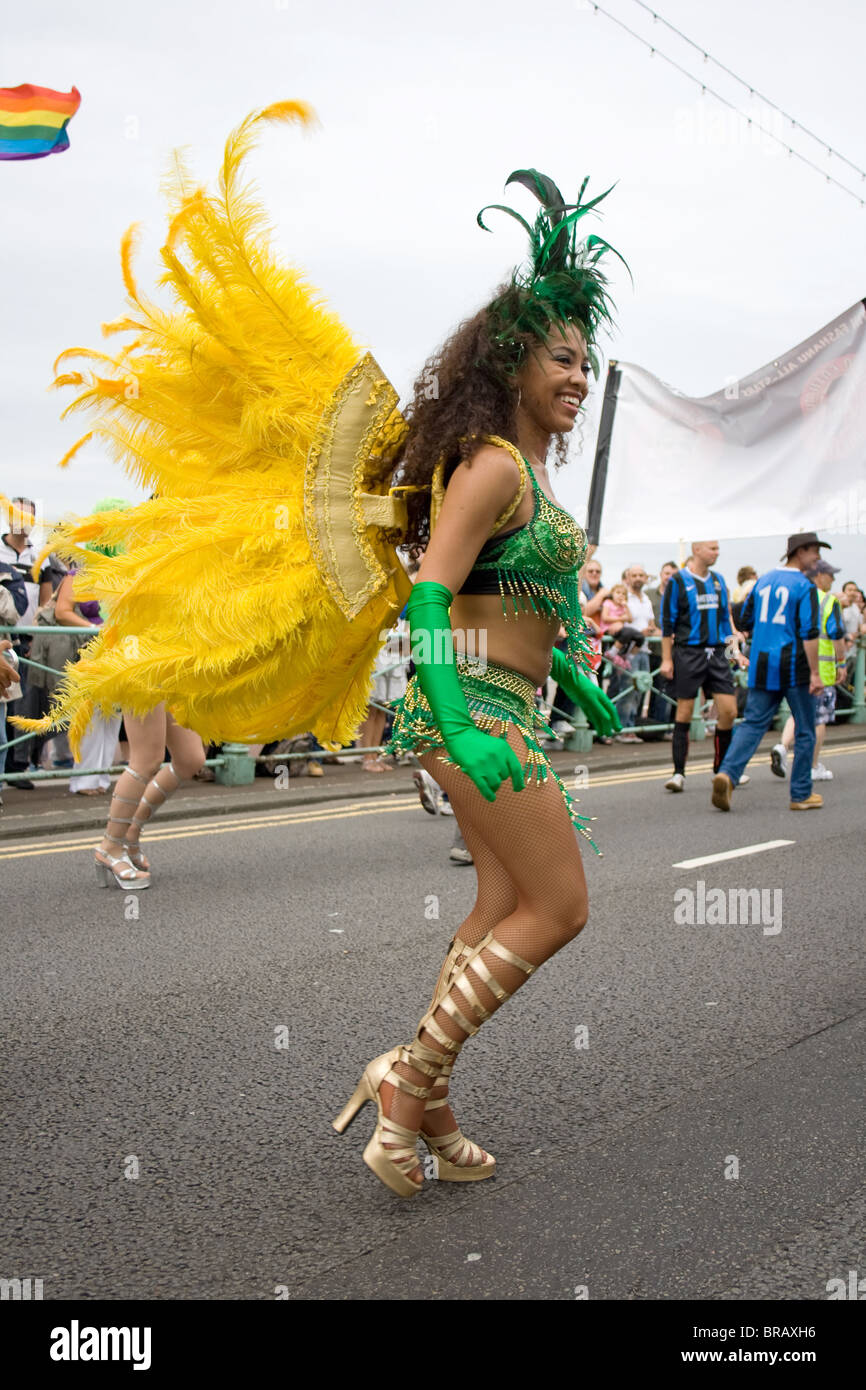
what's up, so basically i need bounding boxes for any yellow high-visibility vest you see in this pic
[818,589,840,686]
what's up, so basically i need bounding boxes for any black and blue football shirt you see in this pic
[739,567,820,690]
[661,568,733,647]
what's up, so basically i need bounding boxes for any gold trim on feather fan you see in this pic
[304,352,412,620]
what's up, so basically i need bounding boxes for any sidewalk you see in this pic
[1,724,863,842]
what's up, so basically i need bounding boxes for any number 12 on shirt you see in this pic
[758,585,789,625]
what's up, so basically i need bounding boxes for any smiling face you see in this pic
[514,321,591,435]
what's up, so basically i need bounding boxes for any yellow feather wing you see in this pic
[9,101,411,758]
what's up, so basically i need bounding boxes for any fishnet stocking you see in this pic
[382,724,589,1178]
[443,814,519,949]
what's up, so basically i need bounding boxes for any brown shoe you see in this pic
[711,772,733,811]
[790,792,823,810]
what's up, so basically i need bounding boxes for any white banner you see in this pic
[597,299,866,544]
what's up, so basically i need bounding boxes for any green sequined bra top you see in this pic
[455,443,592,671]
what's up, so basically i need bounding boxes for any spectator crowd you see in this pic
[3,492,865,814]
[560,548,865,744]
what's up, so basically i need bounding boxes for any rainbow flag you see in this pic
[0,84,81,161]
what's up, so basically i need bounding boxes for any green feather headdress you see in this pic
[84,496,129,558]
[478,168,631,378]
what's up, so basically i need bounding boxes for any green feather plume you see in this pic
[478,167,632,376]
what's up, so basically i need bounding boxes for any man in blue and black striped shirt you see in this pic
[660,541,745,791]
[712,532,826,812]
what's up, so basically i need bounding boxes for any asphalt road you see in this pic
[1,743,864,1301]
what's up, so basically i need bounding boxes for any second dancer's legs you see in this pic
[95,707,166,885]
[121,710,206,869]
[98,705,205,878]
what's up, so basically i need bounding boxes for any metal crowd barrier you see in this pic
[550,633,865,751]
[0,625,423,786]
[2,624,864,783]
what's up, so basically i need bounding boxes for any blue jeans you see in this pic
[720,684,815,802]
[616,649,650,728]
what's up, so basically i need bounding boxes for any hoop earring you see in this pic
[516,388,522,412]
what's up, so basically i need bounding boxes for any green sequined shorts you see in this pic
[385,656,596,851]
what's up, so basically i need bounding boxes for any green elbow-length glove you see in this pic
[550,644,621,737]
[408,580,525,802]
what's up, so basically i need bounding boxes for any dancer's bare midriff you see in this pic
[449,592,562,689]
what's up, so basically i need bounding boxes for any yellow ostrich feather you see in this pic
[119,223,142,301]
[9,99,410,759]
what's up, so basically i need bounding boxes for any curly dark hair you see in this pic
[389,288,588,560]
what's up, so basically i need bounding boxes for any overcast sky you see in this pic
[3,0,865,580]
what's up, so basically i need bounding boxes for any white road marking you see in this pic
[673,839,795,869]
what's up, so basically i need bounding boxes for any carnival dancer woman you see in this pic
[7,102,626,1193]
[332,171,628,1195]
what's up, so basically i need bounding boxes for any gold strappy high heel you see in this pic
[332,1046,440,1199]
[414,930,537,1175]
[420,937,496,1181]
[422,1095,495,1181]
[335,932,537,1198]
